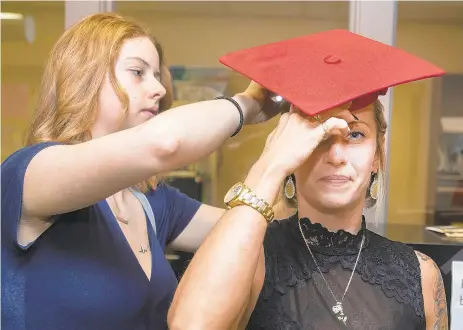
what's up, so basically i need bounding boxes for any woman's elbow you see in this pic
[144,133,183,172]
[153,135,182,159]
[134,121,183,163]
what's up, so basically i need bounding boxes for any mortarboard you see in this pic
[219,29,445,116]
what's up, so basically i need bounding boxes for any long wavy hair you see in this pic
[25,13,171,192]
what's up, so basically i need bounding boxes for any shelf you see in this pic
[438,173,463,180]
[437,186,463,193]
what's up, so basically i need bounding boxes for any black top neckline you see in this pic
[290,213,370,256]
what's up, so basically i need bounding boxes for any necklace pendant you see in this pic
[332,302,347,324]
[115,215,129,225]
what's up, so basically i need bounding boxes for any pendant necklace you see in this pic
[297,219,365,325]
[108,195,130,225]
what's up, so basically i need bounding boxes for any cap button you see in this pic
[324,55,341,64]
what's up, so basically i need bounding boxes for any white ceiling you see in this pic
[2,1,463,24]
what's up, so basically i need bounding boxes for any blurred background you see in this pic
[1,1,462,232]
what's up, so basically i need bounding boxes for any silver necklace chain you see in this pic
[297,219,365,324]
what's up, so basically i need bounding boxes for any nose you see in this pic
[323,138,348,167]
[148,77,167,100]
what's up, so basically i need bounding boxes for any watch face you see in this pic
[224,183,243,204]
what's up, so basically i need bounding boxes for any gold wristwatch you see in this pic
[224,182,275,223]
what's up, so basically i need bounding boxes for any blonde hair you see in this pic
[25,13,171,192]
[368,100,388,208]
[275,100,388,218]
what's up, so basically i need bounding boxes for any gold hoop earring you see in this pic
[284,175,296,200]
[369,173,378,200]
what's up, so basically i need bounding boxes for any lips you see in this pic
[141,105,159,116]
[320,175,352,183]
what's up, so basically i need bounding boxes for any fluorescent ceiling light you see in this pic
[0,12,24,20]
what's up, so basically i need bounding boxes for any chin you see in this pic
[318,198,354,210]
[309,191,359,212]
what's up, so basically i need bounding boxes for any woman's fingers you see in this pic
[260,111,351,177]
[317,117,350,140]
[263,113,290,152]
[270,113,290,140]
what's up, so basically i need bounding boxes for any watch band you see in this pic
[225,183,275,223]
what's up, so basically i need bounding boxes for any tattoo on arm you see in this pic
[431,261,448,330]
[416,251,430,262]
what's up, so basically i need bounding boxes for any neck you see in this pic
[296,199,364,235]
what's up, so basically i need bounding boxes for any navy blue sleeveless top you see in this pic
[1,142,201,330]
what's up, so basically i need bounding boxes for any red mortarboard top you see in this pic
[219,29,445,116]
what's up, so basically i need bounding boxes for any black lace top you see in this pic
[247,214,425,330]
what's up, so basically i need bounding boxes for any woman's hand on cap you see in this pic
[236,81,288,125]
[258,112,350,178]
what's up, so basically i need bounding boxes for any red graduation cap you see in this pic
[219,29,445,116]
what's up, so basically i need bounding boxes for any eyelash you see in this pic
[347,131,366,141]
[130,68,143,77]
[129,68,161,81]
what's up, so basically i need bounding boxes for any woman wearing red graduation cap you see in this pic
[169,30,449,329]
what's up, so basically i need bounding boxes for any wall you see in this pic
[1,2,64,160]
[388,22,463,224]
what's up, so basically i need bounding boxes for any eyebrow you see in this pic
[343,112,369,126]
[348,120,370,128]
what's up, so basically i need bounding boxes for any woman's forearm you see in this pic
[136,94,259,173]
[21,94,260,219]
[168,161,284,330]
